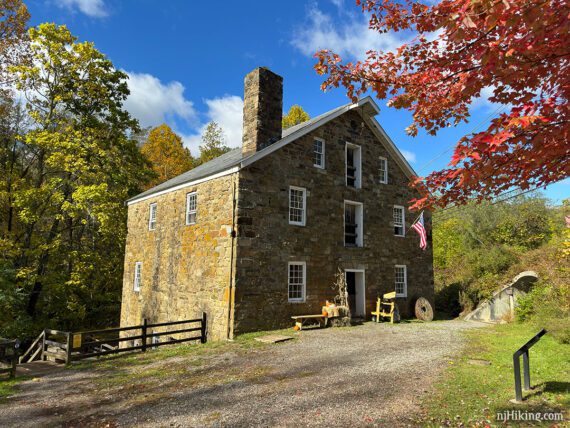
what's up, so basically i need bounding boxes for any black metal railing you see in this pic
[513,328,547,402]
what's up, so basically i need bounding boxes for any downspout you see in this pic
[227,175,237,340]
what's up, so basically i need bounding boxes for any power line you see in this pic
[416,104,506,174]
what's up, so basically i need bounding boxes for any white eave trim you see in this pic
[127,167,239,206]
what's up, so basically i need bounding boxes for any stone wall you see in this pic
[120,173,238,341]
[233,109,434,333]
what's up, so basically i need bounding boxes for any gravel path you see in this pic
[1,320,486,427]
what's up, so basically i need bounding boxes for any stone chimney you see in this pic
[242,67,283,157]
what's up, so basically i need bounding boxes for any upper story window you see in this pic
[148,203,157,230]
[186,192,197,225]
[134,262,142,292]
[288,261,306,302]
[395,265,407,297]
[289,186,306,226]
[345,143,362,188]
[314,138,325,169]
[345,201,363,247]
[393,205,405,236]
[379,157,388,184]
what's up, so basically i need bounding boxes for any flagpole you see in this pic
[406,211,423,234]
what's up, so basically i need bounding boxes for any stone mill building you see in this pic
[120,67,434,340]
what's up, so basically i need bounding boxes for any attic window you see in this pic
[186,192,197,225]
[314,138,325,169]
[148,203,157,231]
[379,157,388,184]
[345,143,362,188]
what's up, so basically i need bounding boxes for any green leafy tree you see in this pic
[141,124,194,189]
[197,121,231,165]
[2,23,151,337]
[282,105,310,129]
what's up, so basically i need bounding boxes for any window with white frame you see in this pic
[395,265,407,297]
[379,157,388,184]
[346,143,362,188]
[186,192,197,225]
[148,203,157,230]
[289,186,306,226]
[288,262,306,302]
[134,262,142,292]
[393,205,405,236]
[344,201,364,247]
[314,138,325,168]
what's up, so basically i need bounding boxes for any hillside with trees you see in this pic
[434,194,569,342]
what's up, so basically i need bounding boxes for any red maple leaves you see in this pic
[315,0,570,209]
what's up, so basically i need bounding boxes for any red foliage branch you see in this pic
[315,0,570,209]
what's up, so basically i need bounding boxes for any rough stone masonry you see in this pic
[120,67,434,341]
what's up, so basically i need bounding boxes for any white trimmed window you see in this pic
[186,192,197,225]
[344,201,364,247]
[393,205,405,236]
[314,138,325,168]
[345,143,362,188]
[289,186,306,226]
[148,203,157,230]
[134,262,142,292]
[288,262,306,302]
[379,157,388,184]
[395,265,407,297]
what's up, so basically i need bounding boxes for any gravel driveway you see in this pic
[1,320,485,427]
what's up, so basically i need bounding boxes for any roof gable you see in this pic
[127,97,417,205]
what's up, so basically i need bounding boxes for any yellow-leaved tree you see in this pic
[282,105,310,130]
[141,124,194,188]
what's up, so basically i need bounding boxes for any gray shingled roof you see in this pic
[129,147,244,202]
[127,102,352,203]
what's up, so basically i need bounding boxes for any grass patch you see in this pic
[0,376,28,401]
[419,322,570,426]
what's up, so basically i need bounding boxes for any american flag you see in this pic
[411,211,427,250]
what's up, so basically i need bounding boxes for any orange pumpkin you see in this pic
[293,325,300,331]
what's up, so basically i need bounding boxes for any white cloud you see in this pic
[123,71,198,128]
[291,5,405,59]
[182,95,244,155]
[54,0,108,18]
[400,149,416,163]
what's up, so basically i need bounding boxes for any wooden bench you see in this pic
[291,314,328,330]
[371,291,399,323]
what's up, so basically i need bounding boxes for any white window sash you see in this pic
[395,265,407,297]
[379,157,388,184]
[288,186,306,226]
[134,262,142,292]
[186,192,197,225]
[314,138,325,168]
[393,205,405,236]
[148,203,157,230]
[288,261,306,302]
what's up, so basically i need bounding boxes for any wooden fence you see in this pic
[19,313,207,365]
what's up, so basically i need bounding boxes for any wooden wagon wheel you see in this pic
[415,297,434,321]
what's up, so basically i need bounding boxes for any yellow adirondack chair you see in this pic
[371,291,398,323]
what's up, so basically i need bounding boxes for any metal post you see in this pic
[201,312,207,344]
[65,332,72,365]
[141,319,147,352]
[523,351,531,390]
[513,354,523,402]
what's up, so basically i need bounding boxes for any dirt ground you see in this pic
[0,320,485,427]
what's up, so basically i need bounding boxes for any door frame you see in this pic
[344,269,366,317]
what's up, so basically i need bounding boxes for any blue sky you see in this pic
[26,0,568,203]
